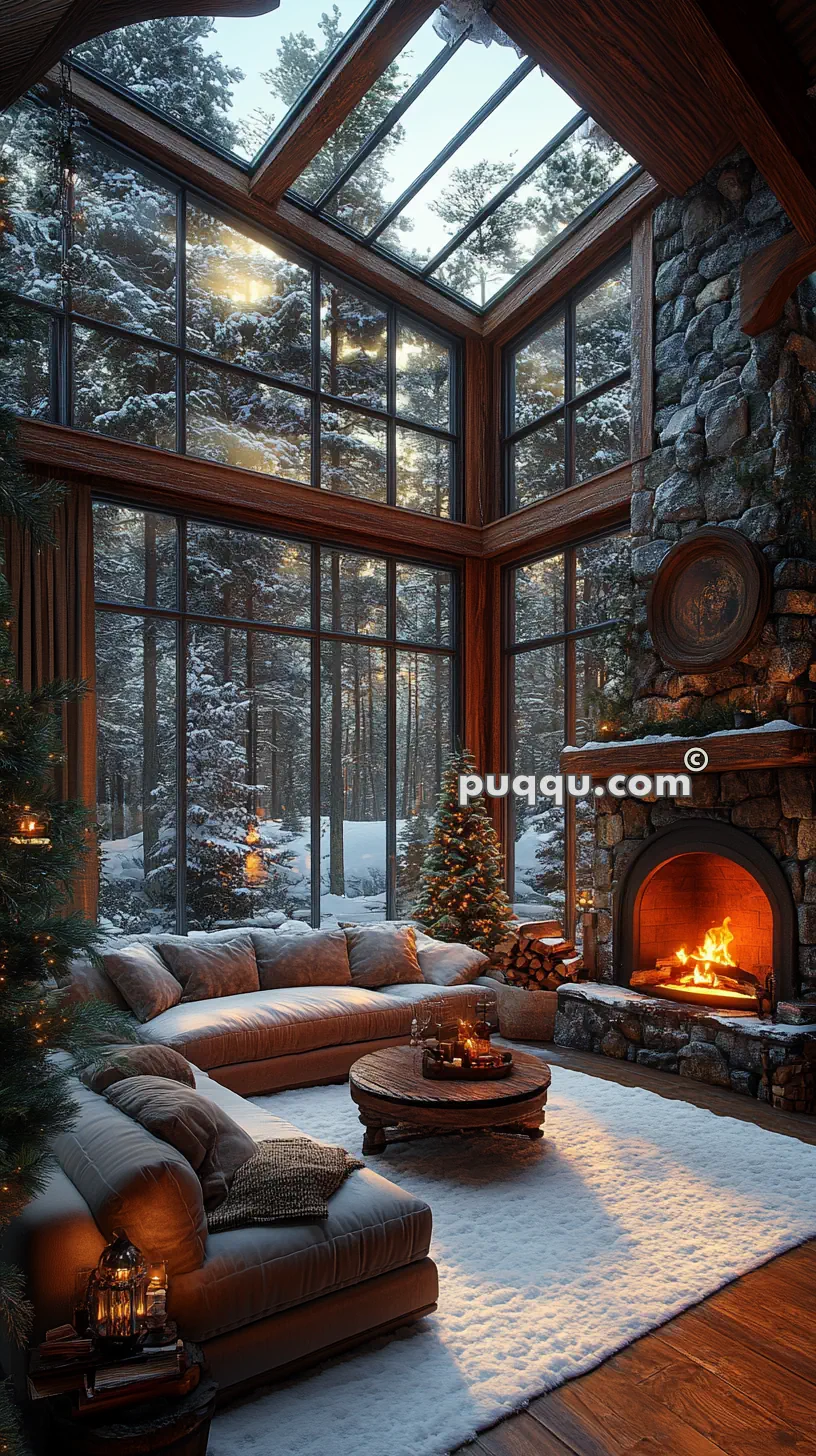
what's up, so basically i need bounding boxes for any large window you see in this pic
[93,502,457,933]
[503,256,632,512]
[507,531,631,937]
[0,98,459,517]
[70,8,637,311]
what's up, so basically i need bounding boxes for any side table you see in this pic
[31,1343,217,1456]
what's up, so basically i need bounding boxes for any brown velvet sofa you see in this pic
[3,924,489,1398]
[2,1065,438,1396]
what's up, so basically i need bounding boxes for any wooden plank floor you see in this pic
[455,1045,816,1456]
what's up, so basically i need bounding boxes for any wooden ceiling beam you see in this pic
[52,68,481,339]
[250,0,438,205]
[0,0,279,113]
[670,0,816,244]
[18,420,482,560]
[740,230,816,335]
[489,0,732,198]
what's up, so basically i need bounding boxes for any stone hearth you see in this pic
[555,983,816,1109]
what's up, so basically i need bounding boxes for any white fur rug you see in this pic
[209,1064,816,1456]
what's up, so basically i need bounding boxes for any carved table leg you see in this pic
[358,1111,387,1154]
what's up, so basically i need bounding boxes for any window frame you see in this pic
[92,494,461,933]
[503,525,628,940]
[4,109,463,519]
[501,248,632,515]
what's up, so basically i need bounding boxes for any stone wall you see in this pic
[585,152,816,1009]
[631,150,816,728]
[555,984,816,1106]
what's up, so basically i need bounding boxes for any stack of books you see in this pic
[29,1334,197,1415]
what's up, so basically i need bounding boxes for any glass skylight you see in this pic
[72,0,376,162]
[291,15,637,310]
[70,5,638,311]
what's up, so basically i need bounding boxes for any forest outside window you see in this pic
[503,256,632,512]
[0,97,459,518]
[507,530,631,938]
[67,5,637,310]
[93,502,457,935]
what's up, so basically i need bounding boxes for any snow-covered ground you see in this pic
[101,816,566,931]
[102,817,406,927]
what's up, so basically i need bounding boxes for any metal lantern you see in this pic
[86,1230,148,1352]
[8,805,51,847]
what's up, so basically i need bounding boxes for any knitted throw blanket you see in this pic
[207,1138,364,1230]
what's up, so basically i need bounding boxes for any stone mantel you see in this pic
[559,721,816,777]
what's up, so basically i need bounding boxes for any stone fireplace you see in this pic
[552,147,816,1106]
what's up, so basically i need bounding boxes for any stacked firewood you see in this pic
[494,920,583,991]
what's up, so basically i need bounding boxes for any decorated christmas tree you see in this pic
[413,750,514,952]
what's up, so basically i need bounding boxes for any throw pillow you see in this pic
[104,1076,256,1210]
[252,928,351,990]
[157,932,259,1003]
[102,944,182,1024]
[81,1044,196,1094]
[344,924,423,989]
[414,932,489,987]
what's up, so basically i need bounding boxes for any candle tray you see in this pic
[422,1049,514,1080]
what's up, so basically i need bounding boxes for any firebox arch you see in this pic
[614,821,797,1004]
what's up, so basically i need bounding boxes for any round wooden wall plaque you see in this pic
[647,527,771,671]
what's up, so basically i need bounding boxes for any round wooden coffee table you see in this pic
[349,1046,551,1154]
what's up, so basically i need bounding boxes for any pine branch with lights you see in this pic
[0,159,135,1455]
[413,749,514,953]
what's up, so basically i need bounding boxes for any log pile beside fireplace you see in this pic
[495,921,583,991]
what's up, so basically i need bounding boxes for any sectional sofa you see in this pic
[3,921,491,1400]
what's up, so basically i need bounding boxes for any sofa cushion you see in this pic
[64,956,129,1010]
[80,1044,196,1093]
[158,933,260,1004]
[415,932,489,987]
[53,1082,207,1275]
[137,985,415,1070]
[168,1074,432,1343]
[344,924,423,989]
[252,928,351,990]
[137,982,481,1071]
[102,944,182,1023]
[105,1077,256,1211]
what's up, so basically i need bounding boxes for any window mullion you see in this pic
[311,265,321,491]
[387,303,397,509]
[310,542,322,927]
[387,561,397,915]
[565,300,576,491]
[175,518,188,935]
[176,186,187,455]
[564,547,577,943]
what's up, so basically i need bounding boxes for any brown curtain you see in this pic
[2,478,98,918]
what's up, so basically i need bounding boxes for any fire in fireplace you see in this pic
[614,822,795,1009]
[631,912,766,1009]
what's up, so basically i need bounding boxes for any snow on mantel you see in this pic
[565,719,802,753]
[559,721,815,775]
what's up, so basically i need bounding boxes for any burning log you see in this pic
[633,917,766,1009]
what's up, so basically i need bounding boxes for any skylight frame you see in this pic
[64,13,643,319]
[70,0,388,173]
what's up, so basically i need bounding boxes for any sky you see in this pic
[195,2,584,260]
